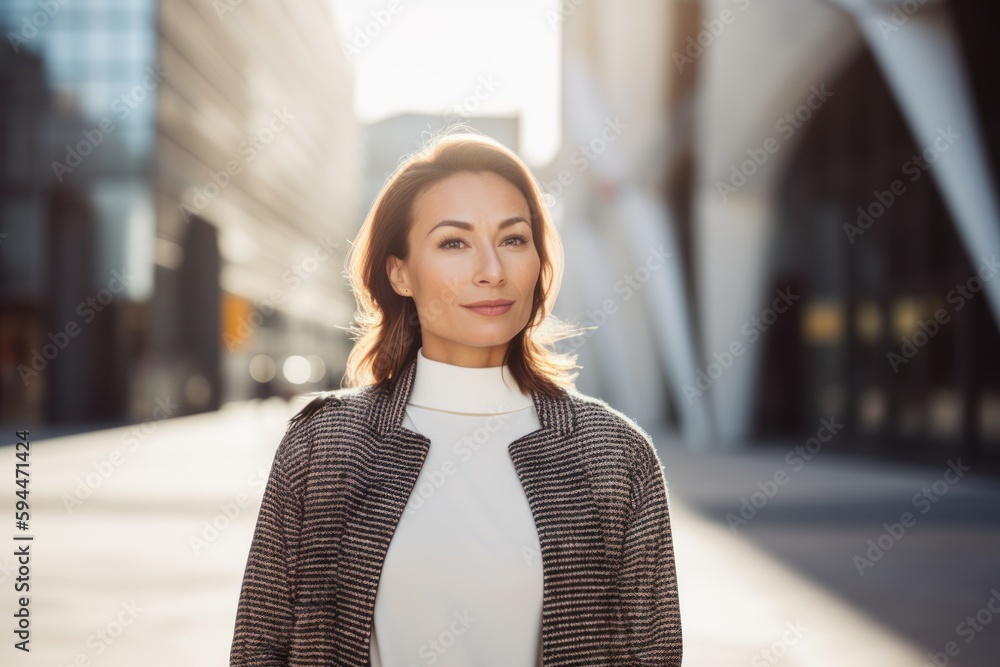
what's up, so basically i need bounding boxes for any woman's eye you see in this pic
[504,234,530,247]
[437,234,530,250]
[438,237,464,249]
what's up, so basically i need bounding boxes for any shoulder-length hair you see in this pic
[341,127,589,397]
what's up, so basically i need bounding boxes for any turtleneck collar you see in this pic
[407,346,535,415]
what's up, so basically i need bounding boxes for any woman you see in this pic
[229,130,682,666]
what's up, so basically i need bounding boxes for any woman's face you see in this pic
[387,170,541,368]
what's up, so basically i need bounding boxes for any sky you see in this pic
[329,0,562,167]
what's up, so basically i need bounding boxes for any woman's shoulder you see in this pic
[286,385,374,430]
[560,389,669,511]
[562,388,660,467]
[270,386,377,473]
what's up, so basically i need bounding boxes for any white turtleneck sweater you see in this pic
[369,346,544,667]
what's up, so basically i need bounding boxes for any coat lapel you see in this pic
[507,406,616,663]
[332,357,613,665]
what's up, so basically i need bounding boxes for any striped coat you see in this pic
[230,356,683,666]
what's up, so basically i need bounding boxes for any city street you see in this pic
[4,397,994,665]
[3,1,999,665]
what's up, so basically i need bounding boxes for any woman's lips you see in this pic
[462,303,513,316]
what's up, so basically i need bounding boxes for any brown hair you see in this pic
[340,126,590,397]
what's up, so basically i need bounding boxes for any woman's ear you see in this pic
[386,255,410,296]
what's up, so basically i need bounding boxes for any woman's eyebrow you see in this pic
[426,216,530,237]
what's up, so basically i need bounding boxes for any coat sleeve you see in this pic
[616,442,683,665]
[230,426,304,666]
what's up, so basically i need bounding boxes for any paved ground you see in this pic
[0,398,994,665]
[658,437,1000,667]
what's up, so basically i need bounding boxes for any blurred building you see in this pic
[544,0,1000,467]
[0,0,362,426]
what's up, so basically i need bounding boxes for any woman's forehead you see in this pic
[413,172,530,226]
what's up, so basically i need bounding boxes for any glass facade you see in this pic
[0,0,362,426]
[0,1,158,423]
[753,0,1000,467]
